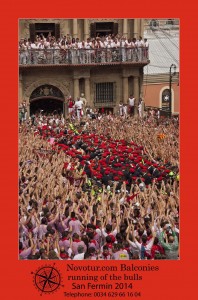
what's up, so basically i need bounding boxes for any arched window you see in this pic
[161,89,170,112]
[30,85,64,100]
[159,87,174,114]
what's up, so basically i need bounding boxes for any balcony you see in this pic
[19,47,149,67]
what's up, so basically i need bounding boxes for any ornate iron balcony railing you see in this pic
[19,47,149,65]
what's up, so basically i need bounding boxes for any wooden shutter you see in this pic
[113,22,118,36]
[55,23,60,39]
[90,23,96,38]
[29,23,36,42]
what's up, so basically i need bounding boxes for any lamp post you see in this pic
[169,64,176,118]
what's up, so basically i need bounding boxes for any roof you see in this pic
[144,29,179,75]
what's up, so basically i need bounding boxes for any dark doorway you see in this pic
[35,23,55,38]
[29,23,60,42]
[90,22,118,38]
[30,98,63,115]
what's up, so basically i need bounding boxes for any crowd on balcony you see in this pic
[19,33,149,65]
[19,110,179,260]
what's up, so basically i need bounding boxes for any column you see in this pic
[133,76,139,115]
[73,78,79,100]
[84,19,89,41]
[123,19,128,38]
[140,18,144,38]
[85,77,91,107]
[73,19,78,38]
[134,19,139,38]
[122,76,129,104]
[27,103,30,118]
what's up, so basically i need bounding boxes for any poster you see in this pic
[0,1,198,300]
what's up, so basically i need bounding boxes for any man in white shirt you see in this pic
[119,102,123,116]
[143,38,149,60]
[85,38,93,63]
[136,36,144,61]
[80,93,87,115]
[73,245,85,260]
[31,41,38,64]
[138,98,144,118]
[123,104,128,118]
[129,95,135,116]
[120,37,127,62]
[75,97,84,120]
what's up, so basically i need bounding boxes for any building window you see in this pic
[95,82,114,103]
[90,22,118,37]
[166,19,174,25]
[29,23,60,42]
[149,19,159,28]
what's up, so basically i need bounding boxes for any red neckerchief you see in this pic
[106,242,113,249]
[62,237,69,241]
[71,218,76,221]
[102,251,110,258]
[73,239,81,243]
[126,193,139,203]
[123,247,130,252]
[60,252,69,259]
[90,240,97,245]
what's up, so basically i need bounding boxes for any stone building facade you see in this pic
[19,19,149,117]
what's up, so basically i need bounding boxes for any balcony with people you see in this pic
[19,34,149,67]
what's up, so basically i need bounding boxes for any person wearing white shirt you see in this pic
[75,97,84,120]
[76,38,81,63]
[136,36,144,61]
[120,37,127,62]
[31,41,38,64]
[73,245,85,260]
[106,40,112,62]
[123,104,128,118]
[20,41,28,64]
[112,39,120,62]
[119,102,123,116]
[129,95,135,116]
[79,41,86,64]
[126,38,132,61]
[99,40,106,63]
[53,42,61,64]
[143,38,149,60]
[85,38,93,63]
[138,98,144,118]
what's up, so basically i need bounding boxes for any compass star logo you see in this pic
[31,264,63,295]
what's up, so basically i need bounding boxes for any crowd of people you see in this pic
[19,33,149,65]
[19,108,179,260]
